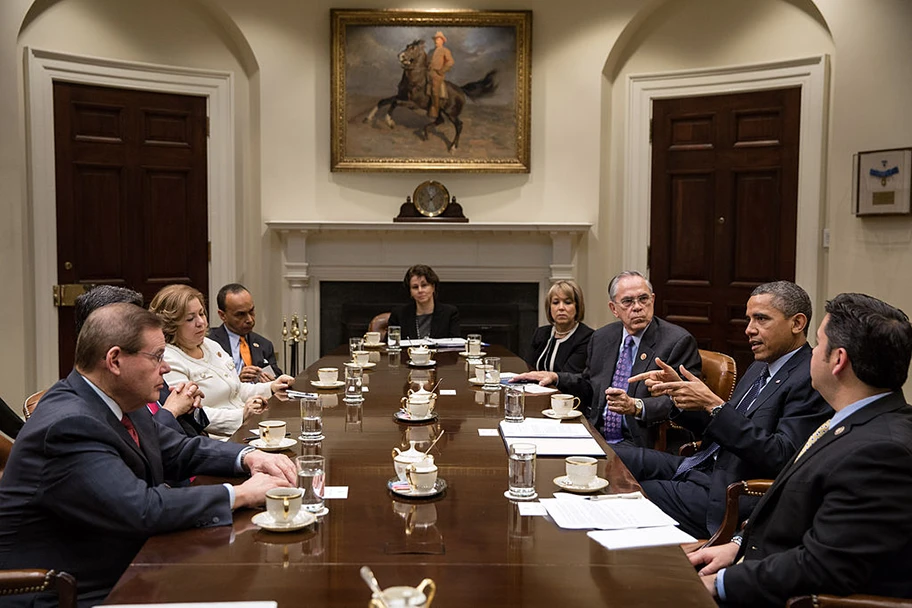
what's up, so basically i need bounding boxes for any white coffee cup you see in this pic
[565,456,598,487]
[551,394,581,415]
[407,462,438,492]
[258,420,286,447]
[265,487,303,523]
[318,367,338,384]
[364,331,382,345]
[353,350,370,365]
[409,347,431,365]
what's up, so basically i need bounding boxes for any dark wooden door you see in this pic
[54,82,209,377]
[649,87,801,375]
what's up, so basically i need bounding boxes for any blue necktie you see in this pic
[603,336,635,442]
[674,365,769,478]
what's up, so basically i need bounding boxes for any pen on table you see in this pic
[587,492,644,501]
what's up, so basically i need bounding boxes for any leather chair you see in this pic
[702,479,773,548]
[656,349,737,453]
[22,390,46,420]
[368,312,391,341]
[0,569,77,608]
[788,596,912,607]
[0,396,23,439]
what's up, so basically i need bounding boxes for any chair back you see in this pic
[368,312,391,340]
[698,349,737,401]
[0,569,77,608]
[23,390,46,420]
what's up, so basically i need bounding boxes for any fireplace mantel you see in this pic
[265,221,591,362]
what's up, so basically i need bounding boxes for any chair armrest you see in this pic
[0,569,77,608]
[702,479,773,548]
[788,595,912,608]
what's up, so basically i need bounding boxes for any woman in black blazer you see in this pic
[525,279,593,373]
[389,264,461,340]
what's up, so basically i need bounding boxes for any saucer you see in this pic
[458,351,487,358]
[542,409,583,420]
[469,377,500,386]
[363,342,384,349]
[387,477,447,498]
[553,475,610,493]
[249,437,297,451]
[408,359,436,367]
[394,410,438,424]
[311,379,345,389]
[504,490,539,502]
[251,510,316,532]
[344,361,376,369]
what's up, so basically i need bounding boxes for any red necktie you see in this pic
[121,415,141,448]
[147,401,160,415]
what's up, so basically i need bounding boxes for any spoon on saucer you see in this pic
[360,566,387,607]
[421,429,445,456]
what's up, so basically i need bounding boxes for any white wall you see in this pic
[2,0,911,406]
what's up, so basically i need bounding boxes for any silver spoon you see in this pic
[422,429,445,456]
[360,566,387,607]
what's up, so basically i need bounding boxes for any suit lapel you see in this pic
[628,320,658,393]
[740,345,811,417]
[130,409,164,485]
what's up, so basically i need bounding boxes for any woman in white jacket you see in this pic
[149,284,294,439]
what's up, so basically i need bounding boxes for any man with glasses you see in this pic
[513,271,701,448]
[0,303,296,606]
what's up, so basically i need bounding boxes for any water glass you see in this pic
[344,365,363,403]
[483,357,501,387]
[467,333,482,356]
[504,385,525,422]
[299,394,324,442]
[388,325,402,352]
[295,455,326,514]
[508,442,536,499]
[349,337,363,359]
[345,401,363,432]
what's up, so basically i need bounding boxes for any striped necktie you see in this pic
[602,336,635,442]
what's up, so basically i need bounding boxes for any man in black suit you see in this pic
[615,281,831,539]
[209,283,283,382]
[0,303,295,606]
[689,293,912,606]
[514,271,702,448]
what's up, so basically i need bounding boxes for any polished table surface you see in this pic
[106,346,714,606]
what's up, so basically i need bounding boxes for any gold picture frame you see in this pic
[852,147,912,216]
[331,9,532,173]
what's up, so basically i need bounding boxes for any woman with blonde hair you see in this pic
[524,280,593,374]
[149,284,294,439]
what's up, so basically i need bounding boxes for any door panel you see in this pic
[54,82,208,377]
[651,87,801,375]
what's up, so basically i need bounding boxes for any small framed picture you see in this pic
[853,148,912,216]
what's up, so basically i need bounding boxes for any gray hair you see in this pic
[751,281,812,335]
[74,285,144,336]
[608,271,653,301]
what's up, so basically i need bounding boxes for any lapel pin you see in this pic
[217,351,222,357]
[775,379,781,383]
[640,353,647,361]
[253,342,261,348]
[834,426,845,436]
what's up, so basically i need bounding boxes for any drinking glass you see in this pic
[345,401,363,433]
[344,365,363,403]
[483,357,501,388]
[508,443,536,499]
[504,385,525,422]
[299,394,324,442]
[467,333,482,356]
[349,337,363,359]
[388,325,402,352]
[295,455,326,514]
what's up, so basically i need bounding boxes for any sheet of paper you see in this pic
[503,436,606,457]
[261,365,276,379]
[499,419,592,438]
[518,502,548,516]
[518,383,559,395]
[323,486,348,499]
[478,428,500,437]
[439,389,457,396]
[587,526,697,550]
[539,495,680,530]
[428,337,467,348]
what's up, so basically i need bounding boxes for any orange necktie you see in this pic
[239,335,253,367]
[121,415,140,448]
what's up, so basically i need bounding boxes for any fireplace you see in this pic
[320,281,540,357]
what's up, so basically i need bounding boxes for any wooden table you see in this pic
[106,346,714,606]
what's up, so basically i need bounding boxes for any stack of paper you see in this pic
[540,492,678,530]
[400,337,466,348]
[499,419,606,456]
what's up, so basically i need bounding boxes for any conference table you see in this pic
[105,346,714,607]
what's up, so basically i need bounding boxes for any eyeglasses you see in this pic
[616,293,653,309]
[135,350,166,364]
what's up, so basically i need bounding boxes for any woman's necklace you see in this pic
[553,322,578,339]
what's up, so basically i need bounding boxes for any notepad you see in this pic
[541,494,680,530]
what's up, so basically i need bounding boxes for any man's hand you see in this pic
[605,388,636,415]
[651,365,724,412]
[509,371,558,387]
[244,450,297,484]
[700,573,718,597]
[687,541,739,576]
[628,357,682,395]
[232,472,291,509]
[162,382,204,418]
[239,365,264,383]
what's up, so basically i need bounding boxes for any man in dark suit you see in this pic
[210,283,283,382]
[514,271,702,448]
[0,303,295,607]
[615,281,831,539]
[689,292,912,606]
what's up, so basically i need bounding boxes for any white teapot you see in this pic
[400,387,437,418]
[369,579,436,608]
[392,440,434,482]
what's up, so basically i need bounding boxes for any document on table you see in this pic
[587,526,697,550]
[539,493,680,530]
[499,419,605,456]
[503,436,606,456]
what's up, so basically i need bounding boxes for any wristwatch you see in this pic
[634,399,644,418]
[709,404,725,417]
